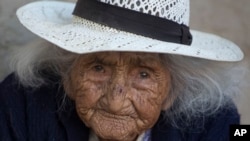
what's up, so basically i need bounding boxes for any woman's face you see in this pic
[65,52,171,141]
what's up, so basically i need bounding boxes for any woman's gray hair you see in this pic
[9,41,247,129]
[163,54,246,129]
[9,41,78,87]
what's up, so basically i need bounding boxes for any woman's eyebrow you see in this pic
[131,55,161,67]
[93,56,117,66]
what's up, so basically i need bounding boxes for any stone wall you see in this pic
[1,0,249,123]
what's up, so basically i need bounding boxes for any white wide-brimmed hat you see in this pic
[16,0,243,61]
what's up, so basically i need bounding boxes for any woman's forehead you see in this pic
[79,52,164,65]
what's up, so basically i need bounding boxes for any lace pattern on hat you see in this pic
[98,0,190,25]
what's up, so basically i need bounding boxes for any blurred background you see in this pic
[0,0,249,123]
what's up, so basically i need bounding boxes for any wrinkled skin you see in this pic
[64,52,171,141]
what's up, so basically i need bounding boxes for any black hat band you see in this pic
[73,0,193,45]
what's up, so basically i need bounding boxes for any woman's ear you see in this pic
[161,96,174,110]
[63,74,76,100]
[161,69,174,111]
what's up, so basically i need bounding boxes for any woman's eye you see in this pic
[93,65,104,72]
[139,71,150,79]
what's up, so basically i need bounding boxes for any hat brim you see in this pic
[16,1,243,62]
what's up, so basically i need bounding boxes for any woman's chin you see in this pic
[89,111,139,141]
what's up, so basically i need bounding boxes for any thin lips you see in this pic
[98,109,135,120]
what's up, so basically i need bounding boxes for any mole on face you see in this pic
[65,52,171,141]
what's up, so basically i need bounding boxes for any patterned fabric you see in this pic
[98,0,190,25]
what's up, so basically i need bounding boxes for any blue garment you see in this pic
[0,73,240,141]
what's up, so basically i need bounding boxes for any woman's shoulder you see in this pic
[0,73,29,140]
[152,104,240,141]
[0,73,26,108]
[0,73,68,141]
[0,72,58,103]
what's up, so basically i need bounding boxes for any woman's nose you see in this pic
[103,72,127,113]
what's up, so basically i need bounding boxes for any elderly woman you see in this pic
[0,0,246,141]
